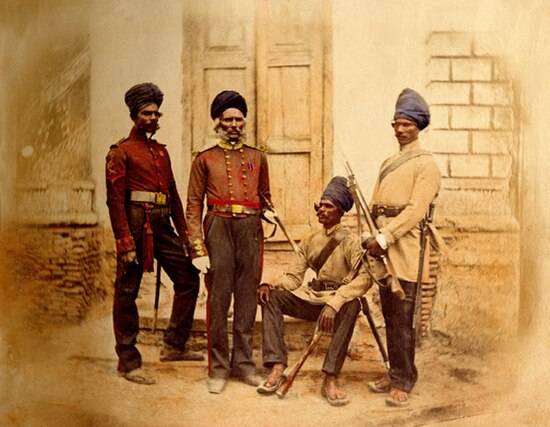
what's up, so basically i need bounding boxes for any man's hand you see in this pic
[258,283,271,304]
[192,256,211,274]
[318,305,337,333]
[119,250,138,274]
[366,236,386,258]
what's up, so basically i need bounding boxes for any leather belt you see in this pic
[208,204,260,215]
[309,278,341,292]
[129,191,170,206]
[372,204,405,219]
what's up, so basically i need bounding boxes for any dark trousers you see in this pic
[380,279,418,392]
[204,214,263,379]
[261,289,360,376]
[113,204,200,373]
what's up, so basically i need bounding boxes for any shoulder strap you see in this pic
[379,149,431,183]
[110,137,128,149]
[312,228,350,273]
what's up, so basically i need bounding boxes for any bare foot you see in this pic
[386,388,409,407]
[264,363,285,388]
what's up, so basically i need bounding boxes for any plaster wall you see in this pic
[89,0,186,228]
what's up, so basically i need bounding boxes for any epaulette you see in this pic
[244,143,267,152]
[110,137,128,149]
[191,143,217,157]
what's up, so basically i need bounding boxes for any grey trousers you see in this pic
[204,214,263,379]
[261,289,360,376]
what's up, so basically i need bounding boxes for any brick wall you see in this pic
[424,32,520,351]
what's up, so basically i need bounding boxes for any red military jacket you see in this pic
[106,126,189,254]
[186,140,271,258]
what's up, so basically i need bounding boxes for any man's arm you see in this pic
[105,146,135,254]
[378,159,441,246]
[186,155,209,259]
[326,235,371,312]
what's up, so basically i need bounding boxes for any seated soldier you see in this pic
[257,177,370,406]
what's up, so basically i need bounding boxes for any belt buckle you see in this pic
[231,204,244,214]
[155,192,167,205]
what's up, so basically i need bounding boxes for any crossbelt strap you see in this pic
[379,149,432,183]
[311,228,350,274]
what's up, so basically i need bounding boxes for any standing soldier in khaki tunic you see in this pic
[364,88,446,406]
[186,90,272,394]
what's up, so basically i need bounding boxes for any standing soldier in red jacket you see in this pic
[106,83,203,385]
[186,90,272,394]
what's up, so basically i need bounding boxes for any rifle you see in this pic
[345,162,405,300]
[276,326,323,399]
[412,203,435,335]
[152,261,162,333]
[260,192,301,255]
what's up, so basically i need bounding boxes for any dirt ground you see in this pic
[1,298,549,427]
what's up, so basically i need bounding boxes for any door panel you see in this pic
[183,0,330,243]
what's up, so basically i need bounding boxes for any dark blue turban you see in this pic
[210,90,248,120]
[394,88,430,130]
[125,83,164,118]
[321,176,354,213]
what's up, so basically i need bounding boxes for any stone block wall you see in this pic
[4,226,108,324]
[423,32,520,351]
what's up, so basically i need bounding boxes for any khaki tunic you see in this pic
[370,140,445,283]
[271,223,370,312]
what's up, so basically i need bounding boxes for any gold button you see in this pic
[244,182,248,186]
[227,168,232,172]
[229,190,234,195]
[225,155,230,159]
[239,149,244,153]
[242,175,247,179]
[230,197,235,201]
[228,175,232,179]
[241,161,245,165]
[228,182,233,186]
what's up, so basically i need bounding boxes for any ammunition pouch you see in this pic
[309,278,341,292]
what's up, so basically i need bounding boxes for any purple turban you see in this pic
[394,88,430,130]
[321,176,354,213]
[125,83,164,118]
[210,90,248,120]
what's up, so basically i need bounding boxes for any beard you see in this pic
[216,127,246,145]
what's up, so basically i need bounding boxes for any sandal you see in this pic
[256,374,285,395]
[385,388,409,407]
[368,376,391,393]
[321,386,349,406]
[118,368,156,385]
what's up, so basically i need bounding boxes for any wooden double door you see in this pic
[183,0,332,244]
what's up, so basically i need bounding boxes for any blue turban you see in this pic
[321,176,354,213]
[125,83,164,118]
[394,88,430,130]
[210,90,248,120]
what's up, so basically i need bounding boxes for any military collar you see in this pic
[217,139,244,150]
[324,223,343,236]
[129,126,158,143]
[398,139,420,154]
